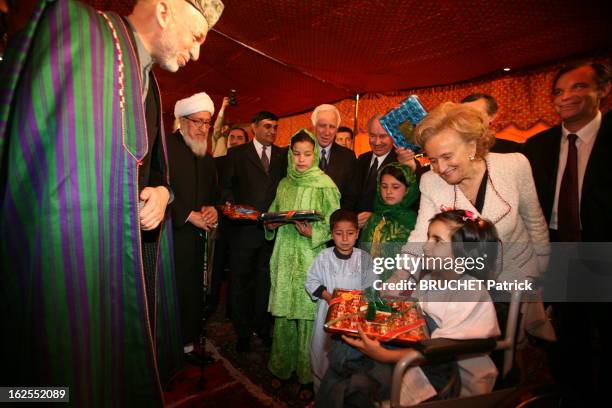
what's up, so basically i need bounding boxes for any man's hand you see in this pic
[295,221,312,237]
[322,289,333,304]
[187,207,218,231]
[139,186,170,230]
[395,147,417,171]
[220,96,229,111]
[200,206,218,231]
[357,211,372,229]
[188,211,208,229]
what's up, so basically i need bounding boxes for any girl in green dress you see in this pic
[265,129,341,398]
[359,163,419,281]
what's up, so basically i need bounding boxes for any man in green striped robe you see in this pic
[0,0,223,406]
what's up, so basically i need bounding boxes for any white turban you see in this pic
[174,92,215,119]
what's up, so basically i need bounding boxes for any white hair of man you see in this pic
[311,104,341,127]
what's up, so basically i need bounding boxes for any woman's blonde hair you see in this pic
[415,102,495,158]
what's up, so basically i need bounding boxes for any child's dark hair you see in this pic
[290,130,315,149]
[379,165,408,187]
[430,210,500,279]
[330,209,358,231]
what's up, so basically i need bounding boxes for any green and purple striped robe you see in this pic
[0,1,182,406]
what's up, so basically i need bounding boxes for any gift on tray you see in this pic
[378,95,428,154]
[324,289,429,345]
[218,203,323,223]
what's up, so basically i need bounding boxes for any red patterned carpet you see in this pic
[164,340,281,408]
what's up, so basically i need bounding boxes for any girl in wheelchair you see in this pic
[315,209,501,407]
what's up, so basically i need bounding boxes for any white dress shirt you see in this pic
[252,138,269,161]
[370,151,390,169]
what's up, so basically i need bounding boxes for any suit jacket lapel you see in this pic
[327,144,339,178]
[361,152,374,190]
[454,157,511,224]
[481,156,512,224]
[246,142,267,174]
[382,150,397,167]
[544,131,562,217]
[582,113,610,200]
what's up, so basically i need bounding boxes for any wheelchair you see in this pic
[387,286,560,407]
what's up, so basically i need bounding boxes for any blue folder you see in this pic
[378,95,427,153]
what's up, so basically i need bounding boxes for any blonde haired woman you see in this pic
[404,102,549,283]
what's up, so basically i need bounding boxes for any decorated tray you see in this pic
[324,289,429,345]
[218,203,323,223]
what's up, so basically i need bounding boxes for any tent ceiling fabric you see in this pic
[80,0,612,122]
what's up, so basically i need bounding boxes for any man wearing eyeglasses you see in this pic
[0,1,223,406]
[168,92,220,365]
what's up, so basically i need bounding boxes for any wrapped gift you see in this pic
[378,95,427,153]
[324,289,429,345]
[218,203,323,223]
[217,203,261,221]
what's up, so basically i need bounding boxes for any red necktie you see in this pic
[557,134,581,241]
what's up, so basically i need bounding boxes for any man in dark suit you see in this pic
[523,61,611,407]
[461,93,523,153]
[168,92,220,364]
[311,104,357,208]
[221,111,288,352]
[208,126,249,320]
[354,114,417,227]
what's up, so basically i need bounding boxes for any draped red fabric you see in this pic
[9,1,611,141]
[276,53,612,146]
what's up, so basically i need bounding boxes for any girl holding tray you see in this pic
[264,129,340,400]
[359,163,419,281]
[315,209,501,407]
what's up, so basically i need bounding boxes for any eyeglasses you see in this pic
[184,116,212,128]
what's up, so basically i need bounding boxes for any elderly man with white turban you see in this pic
[168,91,220,364]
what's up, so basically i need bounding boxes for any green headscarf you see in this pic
[359,163,419,269]
[286,128,337,189]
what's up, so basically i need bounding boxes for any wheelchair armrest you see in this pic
[415,337,497,361]
[391,338,497,407]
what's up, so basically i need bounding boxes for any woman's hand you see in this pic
[294,221,312,237]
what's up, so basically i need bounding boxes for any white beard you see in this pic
[180,129,208,157]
